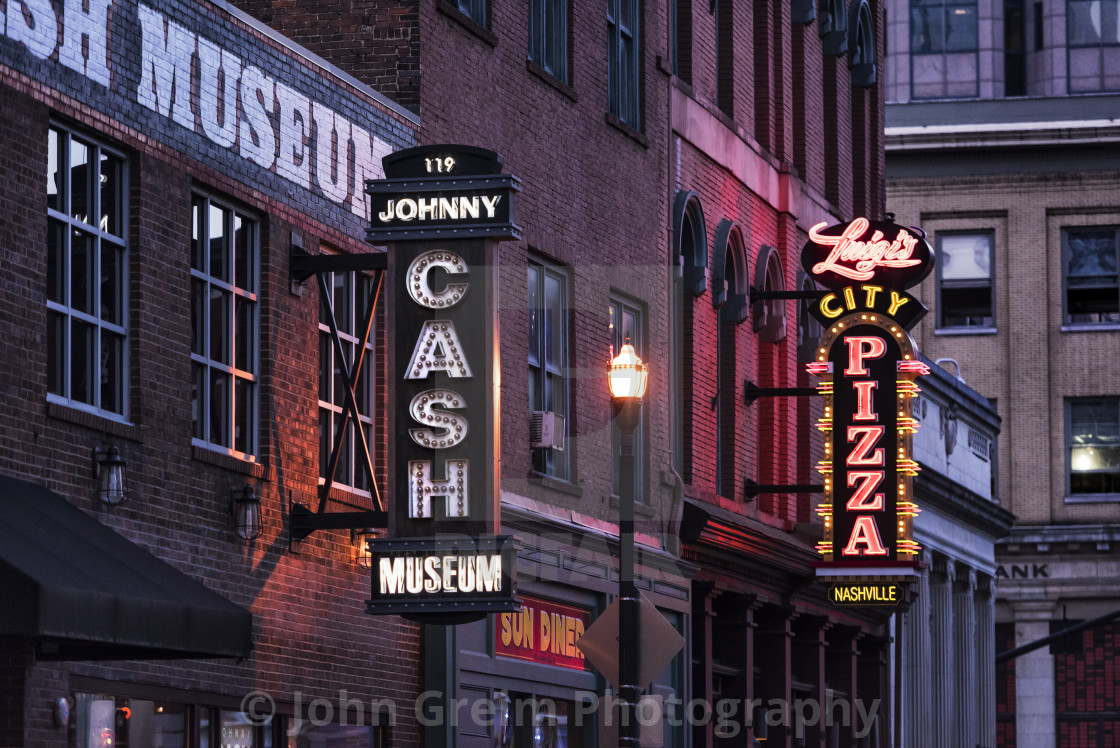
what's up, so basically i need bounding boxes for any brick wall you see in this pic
[0,0,423,741]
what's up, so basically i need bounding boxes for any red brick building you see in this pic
[0,0,422,744]
[1,0,900,745]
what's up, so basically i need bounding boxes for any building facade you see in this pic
[2,0,907,747]
[896,356,1014,748]
[883,0,1120,745]
[0,0,424,745]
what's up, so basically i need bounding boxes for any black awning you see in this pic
[0,474,253,661]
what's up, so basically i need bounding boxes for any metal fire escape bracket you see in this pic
[747,287,828,303]
[287,246,390,545]
[744,379,821,404]
[743,479,824,500]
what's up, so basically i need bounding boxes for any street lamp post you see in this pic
[608,339,648,748]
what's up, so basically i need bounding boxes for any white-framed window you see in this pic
[190,193,259,459]
[530,0,569,82]
[528,259,570,480]
[610,296,645,502]
[1064,226,1119,325]
[1067,0,1120,93]
[936,231,994,329]
[47,125,129,418]
[607,0,640,128]
[319,264,376,494]
[1067,398,1120,497]
[909,0,980,98]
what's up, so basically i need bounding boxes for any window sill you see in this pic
[604,113,649,148]
[934,326,997,336]
[608,494,655,518]
[47,400,140,442]
[192,444,272,480]
[318,481,380,510]
[526,60,578,102]
[1061,323,1120,333]
[1065,493,1120,504]
[528,470,583,497]
[436,1,498,47]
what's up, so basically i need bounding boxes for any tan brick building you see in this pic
[884,0,1120,743]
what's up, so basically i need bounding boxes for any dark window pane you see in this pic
[940,285,993,326]
[236,296,253,371]
[48,127,61,213]
[355,424,373,492]
[70,137,92,224]
[71,229,95,314]
[209,203,228,282]
[356,354,371,414]
[193,365,206,440]
[910,7,940,51]
[101,331,124,414]
[192,279,206,355]
[210,287,229,364]
[235,377,253,454]
[100,152,122,236]
[48,219,65,304]
[234,214,252,291]
[945,6,979,50]
[528,266,541,367]
[544,272,562,372]
[48,310,65,396]
[319,333,332,402]
[210,371,231,446]
[320,409,332,477]
[72,319,95,405]
[101,243,123,325]
[192,199,205,272]
[1068,230,1117,276]
[334,272,352,335]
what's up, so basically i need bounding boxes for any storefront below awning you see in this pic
[0,474,253,661]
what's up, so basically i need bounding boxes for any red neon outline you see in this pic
[846,425,885,466]
[842,516,889,556]
[844,336,887,376]
[846,471,885,511]
[852,380,878,420]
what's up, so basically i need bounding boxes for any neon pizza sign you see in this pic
[803,218,934,583]
[802,218,934,290]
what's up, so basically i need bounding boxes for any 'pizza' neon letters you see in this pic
[840,336,888,557]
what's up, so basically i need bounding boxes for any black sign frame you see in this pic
[366,535,520,618]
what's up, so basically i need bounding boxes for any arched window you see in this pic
[673,191,708,296]
[671,191,708,481]
[848,0,876,87]
[752,244,787,344]
[820,0,849,56]
[713,220,748,497]
[796,272,823,362]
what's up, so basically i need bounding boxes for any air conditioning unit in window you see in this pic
[529,411,566,452]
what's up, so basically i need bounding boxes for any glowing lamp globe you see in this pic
[608,341,648,400]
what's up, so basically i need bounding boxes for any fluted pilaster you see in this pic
[904,551,933,748]
[930,555,955,745]
[954,566,978,748]
[976,574,997,748]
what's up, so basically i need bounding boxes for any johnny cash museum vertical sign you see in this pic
[364,145,522,618]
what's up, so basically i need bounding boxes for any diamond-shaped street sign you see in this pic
[576,593,685,691]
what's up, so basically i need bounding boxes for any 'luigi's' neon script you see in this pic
[809,218,922,282]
